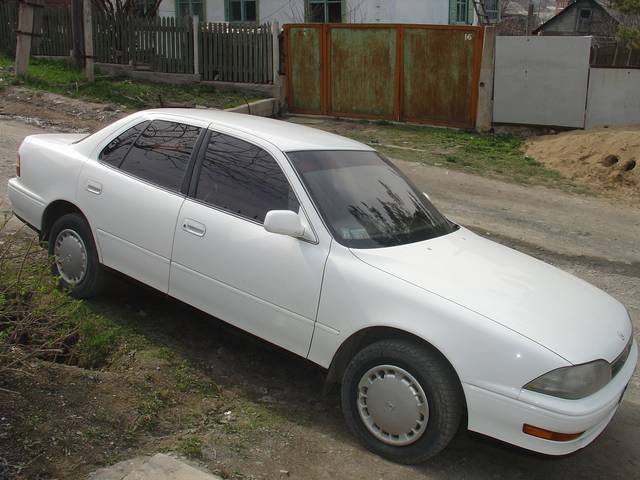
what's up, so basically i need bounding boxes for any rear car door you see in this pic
[78,117,205,292]
[169,129,331,357]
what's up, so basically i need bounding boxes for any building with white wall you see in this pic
[157,0,487,25]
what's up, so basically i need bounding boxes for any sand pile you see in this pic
[526,126,640,206]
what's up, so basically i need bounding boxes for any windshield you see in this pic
[287,150,457,249]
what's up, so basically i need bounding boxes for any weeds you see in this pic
[0,214,119,384]
[175,436,203,459]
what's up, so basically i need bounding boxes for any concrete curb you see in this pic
[88,453,222,480]
[225,98,279,117]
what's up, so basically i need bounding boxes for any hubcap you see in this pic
[357,365,429,446]
[53,229,88,286]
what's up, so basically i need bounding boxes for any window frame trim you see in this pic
[305,0,345,23]
[225,0,259,23]
[176,0,206,18]
[186,128,317,244]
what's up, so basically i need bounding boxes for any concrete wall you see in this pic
[493,36,591,128]
[585,68,640,128]
[157,0,452,25]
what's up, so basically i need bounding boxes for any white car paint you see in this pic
[7,109,636,457]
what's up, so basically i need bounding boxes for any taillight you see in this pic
[16,154,21,177]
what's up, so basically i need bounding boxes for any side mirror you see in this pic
[264,210,306,238]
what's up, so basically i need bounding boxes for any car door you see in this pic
[169,129,331,357]
[78,117,205,293]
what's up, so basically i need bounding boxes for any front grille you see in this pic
[611,337,633,378]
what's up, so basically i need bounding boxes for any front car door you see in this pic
[169,128,331,357]
[78,116,206,292]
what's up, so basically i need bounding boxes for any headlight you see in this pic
[524,360,611,400]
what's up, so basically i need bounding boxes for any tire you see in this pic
[48,213,107,299]
[341,339,464,464]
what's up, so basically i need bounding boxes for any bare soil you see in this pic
[0,96,638,479]
[0,86,126,133]
[526,126,640,207]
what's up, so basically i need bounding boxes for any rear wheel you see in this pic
[48,213,107,298]
[341,339,463,464]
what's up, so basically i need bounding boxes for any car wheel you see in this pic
[341,339,464,464]
[48,213,107,299]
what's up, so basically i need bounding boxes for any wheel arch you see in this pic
[324,326,467,413]
[40,200,90,242]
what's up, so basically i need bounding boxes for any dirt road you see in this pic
[1,117,638,479]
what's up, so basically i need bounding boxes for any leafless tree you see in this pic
[91,0,162,17]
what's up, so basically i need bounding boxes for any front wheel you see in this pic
[341,339,464,464]
[48,213,107,298]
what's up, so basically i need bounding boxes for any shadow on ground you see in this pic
[86,273,640,480]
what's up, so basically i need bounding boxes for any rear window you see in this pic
[99,121,149,168]
[119,120,201,192]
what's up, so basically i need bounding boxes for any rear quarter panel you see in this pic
[17,135,87,229]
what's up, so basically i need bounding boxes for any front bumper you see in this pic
[463,339,638,455]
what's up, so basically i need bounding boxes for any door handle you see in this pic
[182,219,206,237]
[86,180,102,195]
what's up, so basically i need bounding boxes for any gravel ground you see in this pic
[0,115,638,479]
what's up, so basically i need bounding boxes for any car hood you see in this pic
[350,227,632,365]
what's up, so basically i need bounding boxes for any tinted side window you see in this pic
[99,121,149,168]
[120,120,201,192]
[195,132,299,223]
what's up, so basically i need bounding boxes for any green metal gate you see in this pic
[284,24,484,128]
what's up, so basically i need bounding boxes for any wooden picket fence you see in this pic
[31,7,73,57]
[591,41,640,68]
[93,15,194,74]
[0,0,17,55]
[200,22,273,84]
[0,4,276,84]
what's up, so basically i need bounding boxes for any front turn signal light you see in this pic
[16,154,20,177]
[523,424,584,442]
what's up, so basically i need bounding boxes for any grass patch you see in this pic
[0,55,263,109]
[132,390,171,432]
[174,360,217,394]
[328,121,567,187]
[174,436,204,459]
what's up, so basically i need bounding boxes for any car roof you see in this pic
[141,108,374,152]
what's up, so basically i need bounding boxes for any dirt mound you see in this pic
[526,126,640,207]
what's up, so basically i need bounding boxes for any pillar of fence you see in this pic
[15,0,43,77]
[83,0,94,81]
[193,15,200,77]
[272,22,281,96]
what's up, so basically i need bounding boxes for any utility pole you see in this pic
[15,0,43,77]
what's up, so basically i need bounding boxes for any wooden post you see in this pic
[83,0,94,81]
[71,0,84,69]
[15,0,40,77]
[193,15,200,77]
[271,21,280,85]
[526,2,534,36]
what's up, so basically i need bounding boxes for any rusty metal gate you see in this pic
[284,24,485,128]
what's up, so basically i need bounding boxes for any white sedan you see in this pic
[8,109,637,464]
